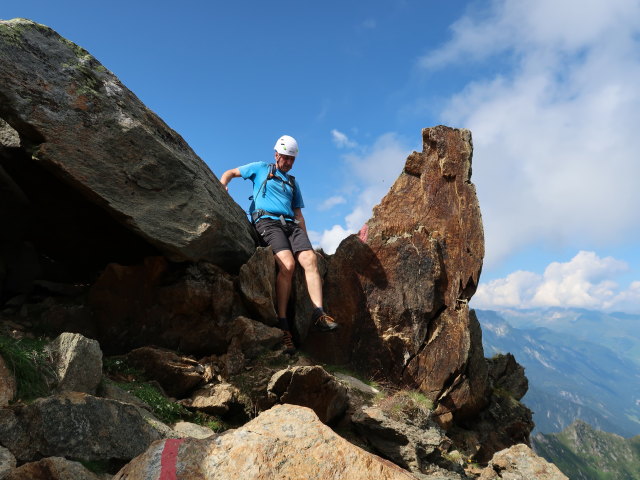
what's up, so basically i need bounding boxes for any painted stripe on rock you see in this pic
[159,438,184,480]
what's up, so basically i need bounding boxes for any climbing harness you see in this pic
[248,163,298,225]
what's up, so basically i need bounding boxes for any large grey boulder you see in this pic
[4,457,103,480]
[352,406,453,476]
[0,446,16,479]
[0,392,166,463]
[115,404,422,480]
[47,332,102,394]
[0,18,256,271]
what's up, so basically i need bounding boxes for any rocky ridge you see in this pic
[533,420,640,479]
[0,17,558,479]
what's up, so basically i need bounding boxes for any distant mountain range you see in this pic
[532,420,640,480]
[487,308,640,366]
[475,308,640,437]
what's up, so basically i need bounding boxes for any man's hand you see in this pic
[293,208,307,233]
[220,168,241,191]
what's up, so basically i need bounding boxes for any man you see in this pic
[220,135,338,353]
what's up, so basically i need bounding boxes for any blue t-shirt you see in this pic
[238,161,304,220]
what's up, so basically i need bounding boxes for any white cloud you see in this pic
[318,195,346,211]
[609,281,640,312]
[317,132,412,253]
[473,270,542,307]
[331,129,358,149]
[312,224,353,253]
[472,251,638,312]
[420,0,640,268]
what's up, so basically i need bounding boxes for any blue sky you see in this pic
[3,0,640,313]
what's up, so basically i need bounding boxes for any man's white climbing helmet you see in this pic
[274,135,299,157]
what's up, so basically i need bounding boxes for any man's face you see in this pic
[275,152,296,172]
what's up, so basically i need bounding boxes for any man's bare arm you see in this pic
[220,168,241,191]
[293,207,307,232]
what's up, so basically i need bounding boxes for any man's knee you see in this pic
[275,250,296,277]
[297,249,318,271]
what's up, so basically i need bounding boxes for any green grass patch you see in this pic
[112,379,228,432]
[0,335,54,402]
[113,380,188,424]
[323,364,381,390]
[376,389,434,423]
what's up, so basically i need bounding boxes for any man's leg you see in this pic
[296,249,323,309]
[255,219,297,353]
[274,249,296,318]
[296,249,338,331]
[273,249,297,353]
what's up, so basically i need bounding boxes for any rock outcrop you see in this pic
[238,247,278,324]
[126,346,205,398]
[0,17,256,287]
[47,332,102,394]
[115,404,423,480]
[478,444,568,480]
[450,352,534,463]
[304,126,487,427]
[267,365,349,424]
[352,406,450,475]
[0,392,165,463]
[486,353,528,400]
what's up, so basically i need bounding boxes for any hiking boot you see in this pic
[281,329,296,354]
[313,313,339,332]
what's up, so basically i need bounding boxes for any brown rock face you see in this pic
[87,257,241,355]
[306,126,487,424]
[115,404,420,480]
[126,346,205,399]
[451,354,534,463]
[238,247,277,325]
[267,366,348,424]
[487,353,528,400]
[0,18,256,280]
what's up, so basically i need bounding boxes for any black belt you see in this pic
[251,209,298,226]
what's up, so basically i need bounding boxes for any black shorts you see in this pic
[255,218,313,254]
